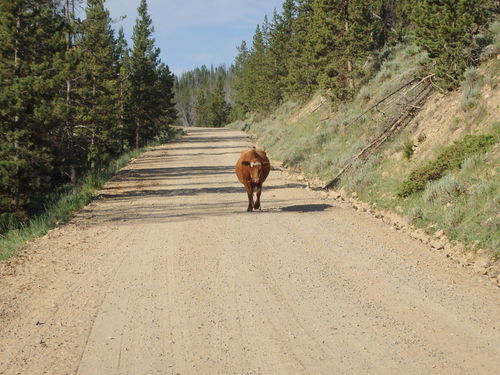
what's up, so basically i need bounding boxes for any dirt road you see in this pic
[0,128,499,375]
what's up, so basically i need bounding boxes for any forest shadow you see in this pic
[98,183,302,200]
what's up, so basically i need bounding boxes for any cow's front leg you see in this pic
[247,187,254,212]
[254,184,262,210]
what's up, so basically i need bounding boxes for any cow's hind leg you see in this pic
[254,185,262,210]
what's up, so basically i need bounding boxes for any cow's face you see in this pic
[242,161,263,184]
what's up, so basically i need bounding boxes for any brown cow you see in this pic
[235,149,271,212]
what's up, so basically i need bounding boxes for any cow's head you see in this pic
[242,160,268,184]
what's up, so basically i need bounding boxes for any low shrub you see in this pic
[423,175,466,203]
[459,87,481,110]
[357,87,371,103]
[397,134,496,197]
[408,206,424,224]
[402,139,414,160]
[460,154,485,172]
[470,181,496,196]
[443,205,465,229]
[459,68,484,111]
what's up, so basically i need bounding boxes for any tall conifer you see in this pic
[410,0,487,86]
[130,0,161,148]
[77,0,120,167]
[231,41,251,119]
[0,0,65,220]
[116,27,131,151]
[206,76,231,127]
[310,0,383,102]
[269,1,296,99]
[285,0,317,99]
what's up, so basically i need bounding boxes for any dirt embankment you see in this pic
[0,128,499,375]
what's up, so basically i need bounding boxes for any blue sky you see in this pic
[103,0,284,76]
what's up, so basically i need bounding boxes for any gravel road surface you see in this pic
[0,127,498,375]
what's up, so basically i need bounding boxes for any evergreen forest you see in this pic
[174,0,498,123]
[0,0,176,229]
[174,65,232,127]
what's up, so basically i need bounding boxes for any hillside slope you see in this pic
[229,43,500,268]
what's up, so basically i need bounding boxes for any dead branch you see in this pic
[331,77,418,126]
[323,83,433,190]
[310,98,328,114]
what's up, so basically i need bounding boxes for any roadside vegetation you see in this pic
[0,0,177,258]
[0,127,184,260]
[227,6,500,258]
[397,134,496,197]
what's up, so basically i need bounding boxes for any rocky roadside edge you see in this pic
[278,165,500,288]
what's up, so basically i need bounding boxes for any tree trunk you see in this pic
[344,19,355,90]
[119,80,124,152]
[13,17,20,176]
[65,0,73,103]
[135,119,141,149]
[64,1,76,185]
[14,17,20,71]
[70,165,77,184]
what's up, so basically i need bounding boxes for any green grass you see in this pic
[0,127,184,261]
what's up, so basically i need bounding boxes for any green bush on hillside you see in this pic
[397,134,496,197]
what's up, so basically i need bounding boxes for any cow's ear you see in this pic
[242,161,250,166]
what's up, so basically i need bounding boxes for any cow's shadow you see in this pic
[263,204,334,213]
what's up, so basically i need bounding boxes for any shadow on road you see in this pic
[280,204,333,212]
[98,183,302,200]
[112,165,236,182]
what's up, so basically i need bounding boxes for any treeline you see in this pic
[0,0,175,227]
[174,65,232,127]
[231,0,497,117]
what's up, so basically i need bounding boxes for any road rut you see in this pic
[0,127,499,374]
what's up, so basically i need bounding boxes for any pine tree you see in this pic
[193,89,209,127]
[377,0,410,44]
[206,76,231,127]
[77,0,120,168]
[174,72,195,126]
[116,27,132,151]
[49,0,83,184]
[410,0,487,87]
[130,0,161,148]
[285,0,317,100]
[0,0,176,230]
[155,62,176,135]
[243,24,280,114]
[230,41,251,120]
[269,1,295,100]
[0,0,66,222]
[310,0,383,102]
[309,0,344,98]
